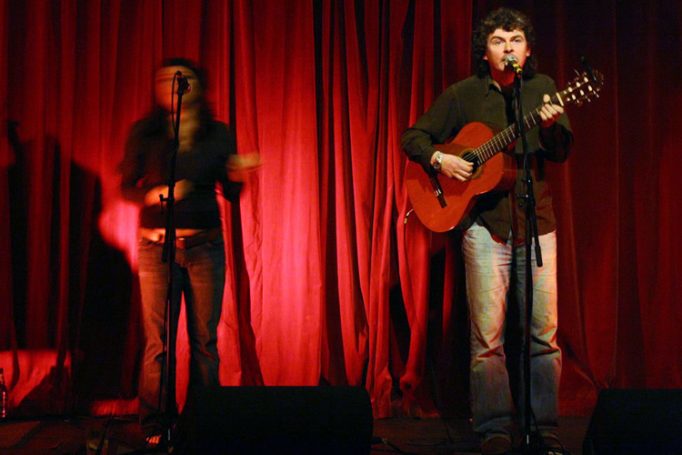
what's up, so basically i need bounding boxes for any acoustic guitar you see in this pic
[405,70,604,233]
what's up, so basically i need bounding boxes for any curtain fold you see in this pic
[0,0,13,352]
[1,0,681,418]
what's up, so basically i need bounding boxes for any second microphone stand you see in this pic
[158,72,191,450]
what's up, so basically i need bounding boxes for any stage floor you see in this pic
[0,415,590,454]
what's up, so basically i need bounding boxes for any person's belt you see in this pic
[141,227,222,249]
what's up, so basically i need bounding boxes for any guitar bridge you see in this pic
[429,175,447,208]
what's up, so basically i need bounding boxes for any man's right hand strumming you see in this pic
[431,151,473,181]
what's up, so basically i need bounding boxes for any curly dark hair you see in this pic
[472,8,537,79]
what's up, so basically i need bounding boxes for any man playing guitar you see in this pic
[402,7,572,455]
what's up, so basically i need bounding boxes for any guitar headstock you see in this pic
[560,69,604,106]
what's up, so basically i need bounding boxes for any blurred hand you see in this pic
[144,179,194,206]
[227,152,262,182]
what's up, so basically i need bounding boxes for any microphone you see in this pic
[503,55,523,76]
[175,71,191,94]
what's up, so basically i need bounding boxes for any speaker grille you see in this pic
[583,389,682,454]
[176,386,373,454]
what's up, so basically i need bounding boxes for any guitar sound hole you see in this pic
[461,152,480,172]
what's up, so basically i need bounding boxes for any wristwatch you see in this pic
[431,151,443,171]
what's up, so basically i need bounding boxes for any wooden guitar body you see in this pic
[405,122,516,233]
[404,70,603,232]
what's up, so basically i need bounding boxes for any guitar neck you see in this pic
[473,92,562,164]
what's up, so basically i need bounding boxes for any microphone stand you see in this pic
[158,73,190,450]
[512,71,543,454]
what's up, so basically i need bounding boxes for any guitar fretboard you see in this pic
[470,92,562,164]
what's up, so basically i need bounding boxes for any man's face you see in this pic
[155,65,202,111]
[484,28,531,76]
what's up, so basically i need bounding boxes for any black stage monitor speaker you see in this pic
[176,386,373,454]
[583,389,682,454]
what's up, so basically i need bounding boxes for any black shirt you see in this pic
[401,74,573,242]
[119,115,240,229]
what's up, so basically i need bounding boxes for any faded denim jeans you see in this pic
[137,236,225,432]
[462,222,561,436]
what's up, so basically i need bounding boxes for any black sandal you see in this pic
[144,430,167,450]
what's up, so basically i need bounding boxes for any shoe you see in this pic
[145,433,163,448]
[145,431,169,452]
[538,432,564,455]
[481,432,512,455]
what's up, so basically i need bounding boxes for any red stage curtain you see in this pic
[0,0,680,419]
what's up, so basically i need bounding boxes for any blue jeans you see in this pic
[137,236,225,431]
[462,222,561,436]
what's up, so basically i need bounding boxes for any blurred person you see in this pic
[119,57,258,447]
